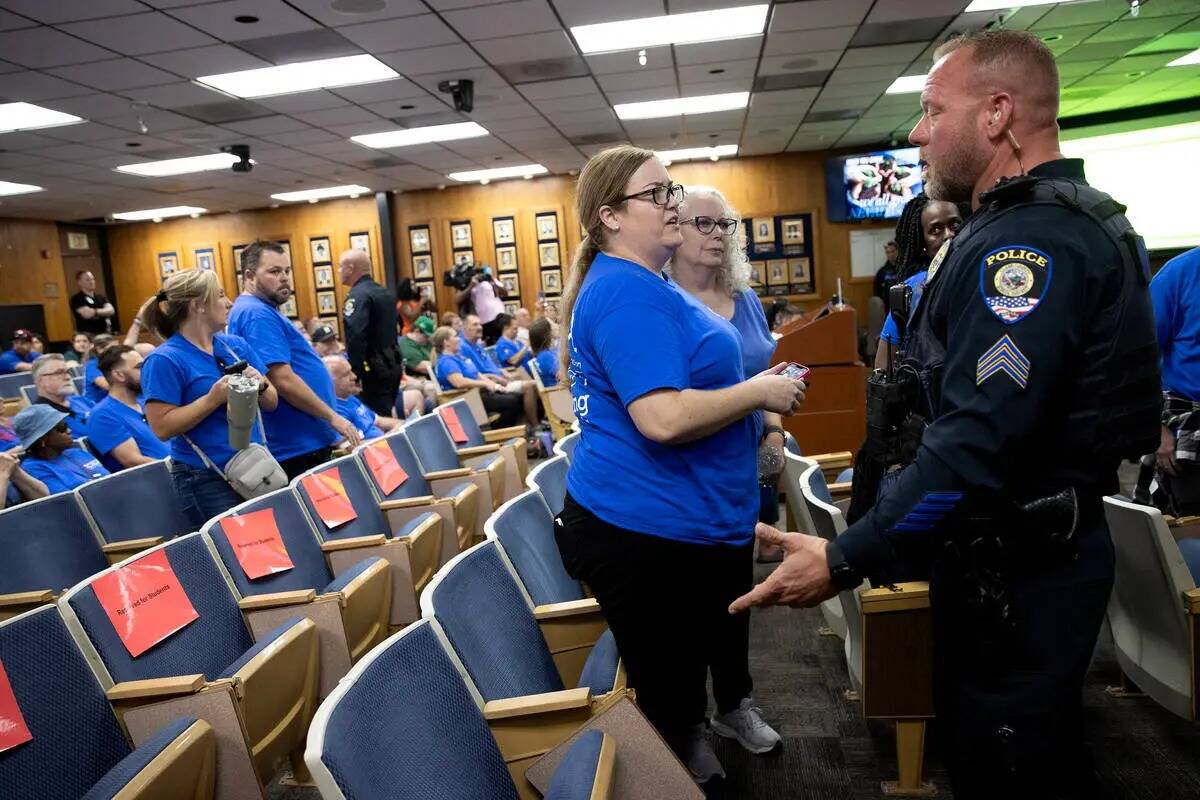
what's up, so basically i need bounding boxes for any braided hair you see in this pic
[892,194,932,282]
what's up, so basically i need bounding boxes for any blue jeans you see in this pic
[169,460,243,530]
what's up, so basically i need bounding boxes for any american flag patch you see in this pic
[986,295,1040,323]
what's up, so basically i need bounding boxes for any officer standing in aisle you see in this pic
[730,29,1161,799]
[339,248,402,417]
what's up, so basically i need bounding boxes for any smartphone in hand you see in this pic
[780,362,811,382]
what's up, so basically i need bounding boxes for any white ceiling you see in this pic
[0,0,1195,221]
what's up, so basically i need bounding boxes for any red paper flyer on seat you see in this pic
[91,549,200,658]
[364,439,407,495]
[0,659,32,753]
[301,468,358,528]
[439,406,468,443]
[222,508,295,580]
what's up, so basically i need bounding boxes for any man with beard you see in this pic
[731,29,1160,799]
[228,240,360,478]
[85,345,168,471]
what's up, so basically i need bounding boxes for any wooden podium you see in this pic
[771,307,866,456]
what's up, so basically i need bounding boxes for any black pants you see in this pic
[481,389,523,428]
[556,492,754,749]
[932,515,1113,799]
[482,317,504,346]
[361,373,400,418]
[279,447,332,481]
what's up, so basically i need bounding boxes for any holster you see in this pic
[365,348,403,384]
[847,368,925,523]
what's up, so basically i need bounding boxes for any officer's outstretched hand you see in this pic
[729,523,836,613]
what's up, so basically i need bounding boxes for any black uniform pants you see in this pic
[932,515,1113,799]
[556,492,754,751]
[360,371,400,418]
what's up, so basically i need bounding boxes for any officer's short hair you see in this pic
[241,240,286,277]
[934,30,1058,118]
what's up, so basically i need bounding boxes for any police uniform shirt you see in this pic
[70,290,111,335]
[343,275,398,380]
[832,158,1159,578]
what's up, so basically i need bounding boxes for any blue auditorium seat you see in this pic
[406,412,507,513]
[441,397,528,485]
[486,488,581,605]
[553,431,579,463]
[526,454,568,517]
[76,460,192,551]
[0,492,107,616]
[0,372,33,401]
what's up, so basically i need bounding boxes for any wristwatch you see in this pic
[825,541,862,591]
[762,424,785,441]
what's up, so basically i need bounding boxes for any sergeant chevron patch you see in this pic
[976,334,1029,389]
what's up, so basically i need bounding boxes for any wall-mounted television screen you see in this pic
[825,147,924,222]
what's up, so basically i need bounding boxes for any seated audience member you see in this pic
[514,307,533,344]
[459,314,538,426]
[311,324,345,358]
[494,313,533,373]
[32,354,92,437]
[534,298,561,343]
[325,356,403,440]
[529,318,560,387]
[441,311,462,332]
[63,331,93,364]
[397,316,438,404]
[431,326,524,428]
[84,333,117,403]
[86,345,169,471]
[29,333,46,355]
[0,329,37,374]
[13,405,109,495]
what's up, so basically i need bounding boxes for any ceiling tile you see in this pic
[361,96,456,120]
[866,0,967,24]
[838,43,927,68]
[758,50,843,76]
[165,0,322,42]
[337,14,461,52]
[0,10,38,31]
[285,0,427,26]
[49,59,180,92]
[474,30,578,63]
[255,90,353,113]
[596,67,676,92]
[765,27,856,57]
[293,105,383,128]
[140,44,272,79]
[0,70,94,101]
[678,58,759,84]
[121,81,230,109]
[674,37,763,66]
[36,121,131,144]
[60,11,218,55]
[223,115,312,135]
[0,0,147,23]
[552,0,661,26]
[329,78,426,104]
[0,27,114,68]
[826,64,905,85]
[40,92,134,119]
[517,76,599,100]
[443,0,560,40]
[377,44,486,76]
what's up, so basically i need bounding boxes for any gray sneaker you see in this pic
[710,698,781,754]
[683,724,725,783]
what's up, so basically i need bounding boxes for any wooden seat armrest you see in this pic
[828,481,852,496]
[379,495,436,511]
[457,444,500,457]
[534,598,602,620]
[0,590,55,607]
[101,536,164,554]
[107,674,206,702]
[237,589,316,610]
[483,687,592,721]
[861,581,931,613]
[1184,588,1200,615]
[423,467,472,480]
[484,426,526,442]
[812,451,853,468]
[320,534,388,552]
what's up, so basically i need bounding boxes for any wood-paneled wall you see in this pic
[0,217,74,341]
[105,197,384,332]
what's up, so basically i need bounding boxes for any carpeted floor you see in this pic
[273,557,1200,799]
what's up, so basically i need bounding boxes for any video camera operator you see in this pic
[446,259,507,344]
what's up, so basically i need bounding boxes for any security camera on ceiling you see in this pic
[221,144,253,173]
[438,79,474,113]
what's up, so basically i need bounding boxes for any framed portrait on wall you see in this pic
[413,254,433,278]
[194,247,215,272]
[409,226,430,254]
[748,261,764,288]
[781,218,805,246]
[273,240,293,266]
[280,296,298,319]
[157,251,178,279]
[349,231,370,253]
[450,220,473,250]
[540,269,562,295]
[453,251,475,268]
[766,259,787,286]
[314,265,334,289]
[67,231,89,250]
[317,290,337,315]
[504,301,520,316]
[309,237,332,265]
[538,242,560,268]
[492,217,515,245]
[232,244,248,271]
[535,212,558,242]
[787,257,811,284]
[500,274,519,295]
[495,245,517,271]
[752,218,775,244]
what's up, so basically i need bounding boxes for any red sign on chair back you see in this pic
[439,406,469,443]
[363,439,408,495]
[92,549,200,658]
[222,508,295,580]
[0,659,32,753]
[301,468,358,529]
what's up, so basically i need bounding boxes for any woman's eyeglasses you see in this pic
[681,216,738,235]
[52,421,69,433]
[615,182,685,207]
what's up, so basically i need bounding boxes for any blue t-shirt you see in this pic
[435,352,481,390]
[880,271,928,345]
[86,395,170,472]
[21,447,109,495]
[336,395,384,439]
[83,357,108,404]
[141,333,269,470]
[730,289,776,377]
[227,295,339,461]
[459,338,502,376]
[1151,247,1200,401]
[534,349,559,387]
[565,252,758,545]
[495,335,531,372]
[0,349,35,374]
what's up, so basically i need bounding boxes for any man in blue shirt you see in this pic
[0,329,37,374]
[83,333,117,404]
[13,404,109,495]
[460,313,537,425]
[227,240,359,478]
[31,354,91,437]
[86,345,169,472]
[325,356,400,441]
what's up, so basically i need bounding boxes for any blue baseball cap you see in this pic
[13,405,68,449]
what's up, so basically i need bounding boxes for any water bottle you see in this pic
[757,440,783,486]
[226,373,260,450]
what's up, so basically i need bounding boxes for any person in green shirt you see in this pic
[398,315,437,405]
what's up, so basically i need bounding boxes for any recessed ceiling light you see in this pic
[0,180,43,197]
[613,92,749,120]
[964,0,1083,10]
[234,15,259,23]
[270,184,371,202]
[112,206,206,221]
[708,68,725,75]
[654,144,737,164]
[399,104,415,110]
[571,4,769,54]
[885,74,927,94]
[0,102,85,133]
[448,164,548,183]
[115,152,245,177]
[197,54,399,99]
[1041,33,1063,43]
[1168,48,1200,67]
[124,142,142,148]
[350,121,489,148]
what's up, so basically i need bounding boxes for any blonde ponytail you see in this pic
[141,269,220,340]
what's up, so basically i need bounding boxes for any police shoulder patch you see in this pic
[978,245,1052,324]
[976,334,1029,389]
[343,297,356,317]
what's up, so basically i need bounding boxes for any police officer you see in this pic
[339,248,402,417]
[731,30,1160,799]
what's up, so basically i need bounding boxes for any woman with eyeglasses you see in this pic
[140,270,279,527]
[554,146,805,783]
[664,184,785,756]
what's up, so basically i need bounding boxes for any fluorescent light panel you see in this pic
[655,144,738,163]
[0,180,43,197]
[351,122,489,148]
[614,92,749,120]
[112,206,206,221]
[571,4,768,54]
[0,102,84,133]
[886,74,928,95]
[448,164,548,183]
[964,0,1081,11]
[1168,48,1200,67]
[197,54,398,99]
[270,184,371,202]
[116,153,243,177]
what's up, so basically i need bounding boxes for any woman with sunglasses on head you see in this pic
[665,185,784,757]
[555,146,805,783]
[139,270,279,528]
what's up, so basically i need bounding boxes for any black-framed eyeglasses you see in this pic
[52,421,69,433]
[614,182,685,207]
[682,216,738,235]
